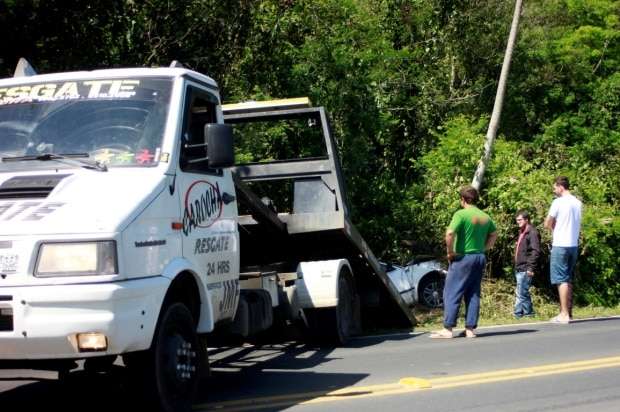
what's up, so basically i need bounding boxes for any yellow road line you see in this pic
[194,355,620,411]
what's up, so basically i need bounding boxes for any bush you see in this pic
[406,116,620,306]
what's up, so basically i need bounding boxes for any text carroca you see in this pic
[182,181,223,235]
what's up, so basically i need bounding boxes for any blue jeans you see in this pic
[443,254,486,329]
[550,247,578,285]
[514,271,534,317]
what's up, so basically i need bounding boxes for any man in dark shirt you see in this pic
[514,209,540,318]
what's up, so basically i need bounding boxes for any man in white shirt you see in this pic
[544,176,582,324]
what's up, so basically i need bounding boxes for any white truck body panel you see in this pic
[0,67,218,89]
[0,169,165,237]
[0,276,168,359]
[0,69,239,359]
[295,259,350,308]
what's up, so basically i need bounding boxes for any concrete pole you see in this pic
[471,0,523,191]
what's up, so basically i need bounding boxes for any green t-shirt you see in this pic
[448,206,496,254]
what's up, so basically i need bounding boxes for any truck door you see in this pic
[177,83,239,324]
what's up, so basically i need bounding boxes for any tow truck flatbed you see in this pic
[223,101,416,327]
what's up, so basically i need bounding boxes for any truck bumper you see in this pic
[0,276,169,360]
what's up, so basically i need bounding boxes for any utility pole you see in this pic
[471,0,523,191]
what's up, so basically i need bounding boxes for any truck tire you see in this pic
[306,270,356,346]
[125,302,204,412]
[335,272,355,344]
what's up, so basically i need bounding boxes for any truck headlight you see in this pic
[35,241,118,277]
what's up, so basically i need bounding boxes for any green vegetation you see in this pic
[415,278,620,331]
[1,0,618,305]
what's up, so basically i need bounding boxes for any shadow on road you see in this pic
[347,332,417,348]
[0,333,417,411]
[475,328,537,338]
[570,317,620,325]
[195,332,424,407]
[0,367,140,412]
[199,341,368,405]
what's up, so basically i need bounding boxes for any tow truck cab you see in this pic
[0,66,238,360]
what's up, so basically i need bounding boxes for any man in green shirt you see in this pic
[431,186,497,339]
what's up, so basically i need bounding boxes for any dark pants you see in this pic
[443,253,486,329]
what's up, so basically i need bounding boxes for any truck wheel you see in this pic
[418,273,444,309]
[154,302,204,412]
[306,271,355,345]
[126,302,204,412]
[334,272,355,344]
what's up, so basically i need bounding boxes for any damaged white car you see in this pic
[382,257,447,309]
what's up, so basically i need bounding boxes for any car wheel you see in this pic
[418,273,444,308]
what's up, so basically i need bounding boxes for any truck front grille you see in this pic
[0,307,13,332]
[0,174,70,199]
[0,295,13,331]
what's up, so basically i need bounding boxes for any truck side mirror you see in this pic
[205,123,234,168]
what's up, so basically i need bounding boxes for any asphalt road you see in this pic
[1,316,620,411]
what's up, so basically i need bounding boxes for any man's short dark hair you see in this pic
[459,186,479,205]
[516,209,530,221]
[554,176,570,190]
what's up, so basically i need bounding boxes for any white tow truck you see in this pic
[0,60,443,411]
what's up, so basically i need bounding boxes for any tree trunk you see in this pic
[471,0,523,191]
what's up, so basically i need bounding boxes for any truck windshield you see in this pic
[0,77,172,171]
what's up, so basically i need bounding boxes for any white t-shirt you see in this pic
[548,193,582,247]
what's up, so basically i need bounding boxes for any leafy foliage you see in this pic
[0,0,618,304]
